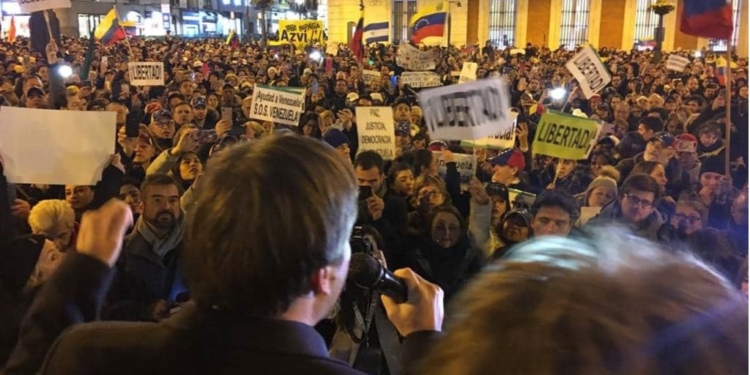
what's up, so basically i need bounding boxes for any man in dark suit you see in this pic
[4,135,443,375]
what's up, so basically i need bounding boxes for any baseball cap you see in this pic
[323,128,350,148]
[501,209,532,227]
[649,131,675,148]
[675,134,698,153]
[489,149,526,170]
[485,182,509,201]
[152,109,173,122]
[26,86,44,98]
[191,96,207,108]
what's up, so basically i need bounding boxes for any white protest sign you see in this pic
[0,107,115,185]
[17,0,71,14]
[249,85,305,126]
[433,151,477,185]
[396,43,436,71]
[128,62,165,86]
[461,112,518,150]
[362,70,381,85]
[458,62,478,84]
[400,71,441,88]
[666,54,690,72]
[565,46,611,99]
[418,77,511,141]
[356,107,396,160]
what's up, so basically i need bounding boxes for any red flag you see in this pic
[202,62,209,78]
[350,16,364,61]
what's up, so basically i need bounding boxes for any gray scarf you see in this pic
[135,214,185,259]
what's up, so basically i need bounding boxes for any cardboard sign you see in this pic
[396,43,436,71]
[356,107,396,160]
[532,111,602,160]
[565,46,611,99]
[400,71,441,88]
[458,62,478,84]
[362,70,382,85]
[433,151,477,185]
[0,107,115,185]
[249,85,306,126]
[666,54,690,72]
[18,0,71,14]
[279,20,324,50]
[461,112,518,150]
[128,62,164,86]
[418,77,511,141]
[326,42,339,56]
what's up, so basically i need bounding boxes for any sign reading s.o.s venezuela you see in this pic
[532,111,601,160]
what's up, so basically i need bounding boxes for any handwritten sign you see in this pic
[565,45,611,99]
[458,62,477,84]
[128,62,164,86]
[400,71,441,88]
[396,43,436,71]
[249,85,306,126]
[279,20,324,50]
[532,111,602,160]
[418,77,511,140]
[356,107,396,160]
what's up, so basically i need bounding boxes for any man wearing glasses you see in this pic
[588,174,669,242]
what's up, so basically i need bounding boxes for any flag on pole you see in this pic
[7,16,16,43]
[364,22,389,44]
[225,29,239,49]
[350,12,364,61]
[716,56,729,86]
[80,27,96,80]
[680,0,734,39]
[409,2,447,44]
[94,8,126,46]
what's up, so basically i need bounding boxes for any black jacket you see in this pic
[3,253,437,375]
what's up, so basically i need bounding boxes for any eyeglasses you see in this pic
[624,194,653,209]
[419,190,442,199]
[674,213,701,224]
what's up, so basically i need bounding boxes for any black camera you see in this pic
[349,226,373,256]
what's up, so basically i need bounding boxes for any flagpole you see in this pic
[724,45,732,177]
[113,5,133,56]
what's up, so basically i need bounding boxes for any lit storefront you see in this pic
[1,2,30,39]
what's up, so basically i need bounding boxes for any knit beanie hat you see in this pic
[700,155,725,176]
[585,175,618,201]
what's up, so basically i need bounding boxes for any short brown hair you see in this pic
[183,135,358,317]
[419,227,748,374]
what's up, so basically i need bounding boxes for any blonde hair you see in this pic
[28,199,75,235]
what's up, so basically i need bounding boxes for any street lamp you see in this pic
[649,0,675,63]
[446,0,460,48]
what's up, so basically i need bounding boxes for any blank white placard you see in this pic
[0,107,116,185]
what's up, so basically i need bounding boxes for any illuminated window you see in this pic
[392,0,417,42]
[559,0,590,50]
[709,0,742,52]
[633,0,659,47]
[488,0,516,48]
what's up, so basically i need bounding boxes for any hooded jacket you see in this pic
[588,200,670,242]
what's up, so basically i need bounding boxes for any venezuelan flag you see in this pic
[94,8,126,46]
[716,56,728,86]
[680,0,734,39]
[409,2,447,44]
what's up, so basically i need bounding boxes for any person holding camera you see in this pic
[4,136,443,375]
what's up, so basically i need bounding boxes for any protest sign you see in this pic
[666,54,690,72]
[249,85,306,126]
[532,111,602,160]
[0,107,115,185]
[458,62,478,84]
[279,20,324,50]
[128,62,164,86]
[18,0,70,14]
[362,70,382,85]
[356,107,396,160]
[418,77,511,141]
[433,151,477,185]
[461,112,518,150]
[400,71,441,88]
[565,45,611,99]
[396,43,436,71]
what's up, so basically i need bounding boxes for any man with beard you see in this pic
[191,96,218,130]
[148,109,177,151]
[103,174,187,322]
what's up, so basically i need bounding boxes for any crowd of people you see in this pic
[0,33,748,374]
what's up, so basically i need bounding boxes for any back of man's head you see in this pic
[639,116,665,133]
[419,228,748,374]
[184,135,358,317]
